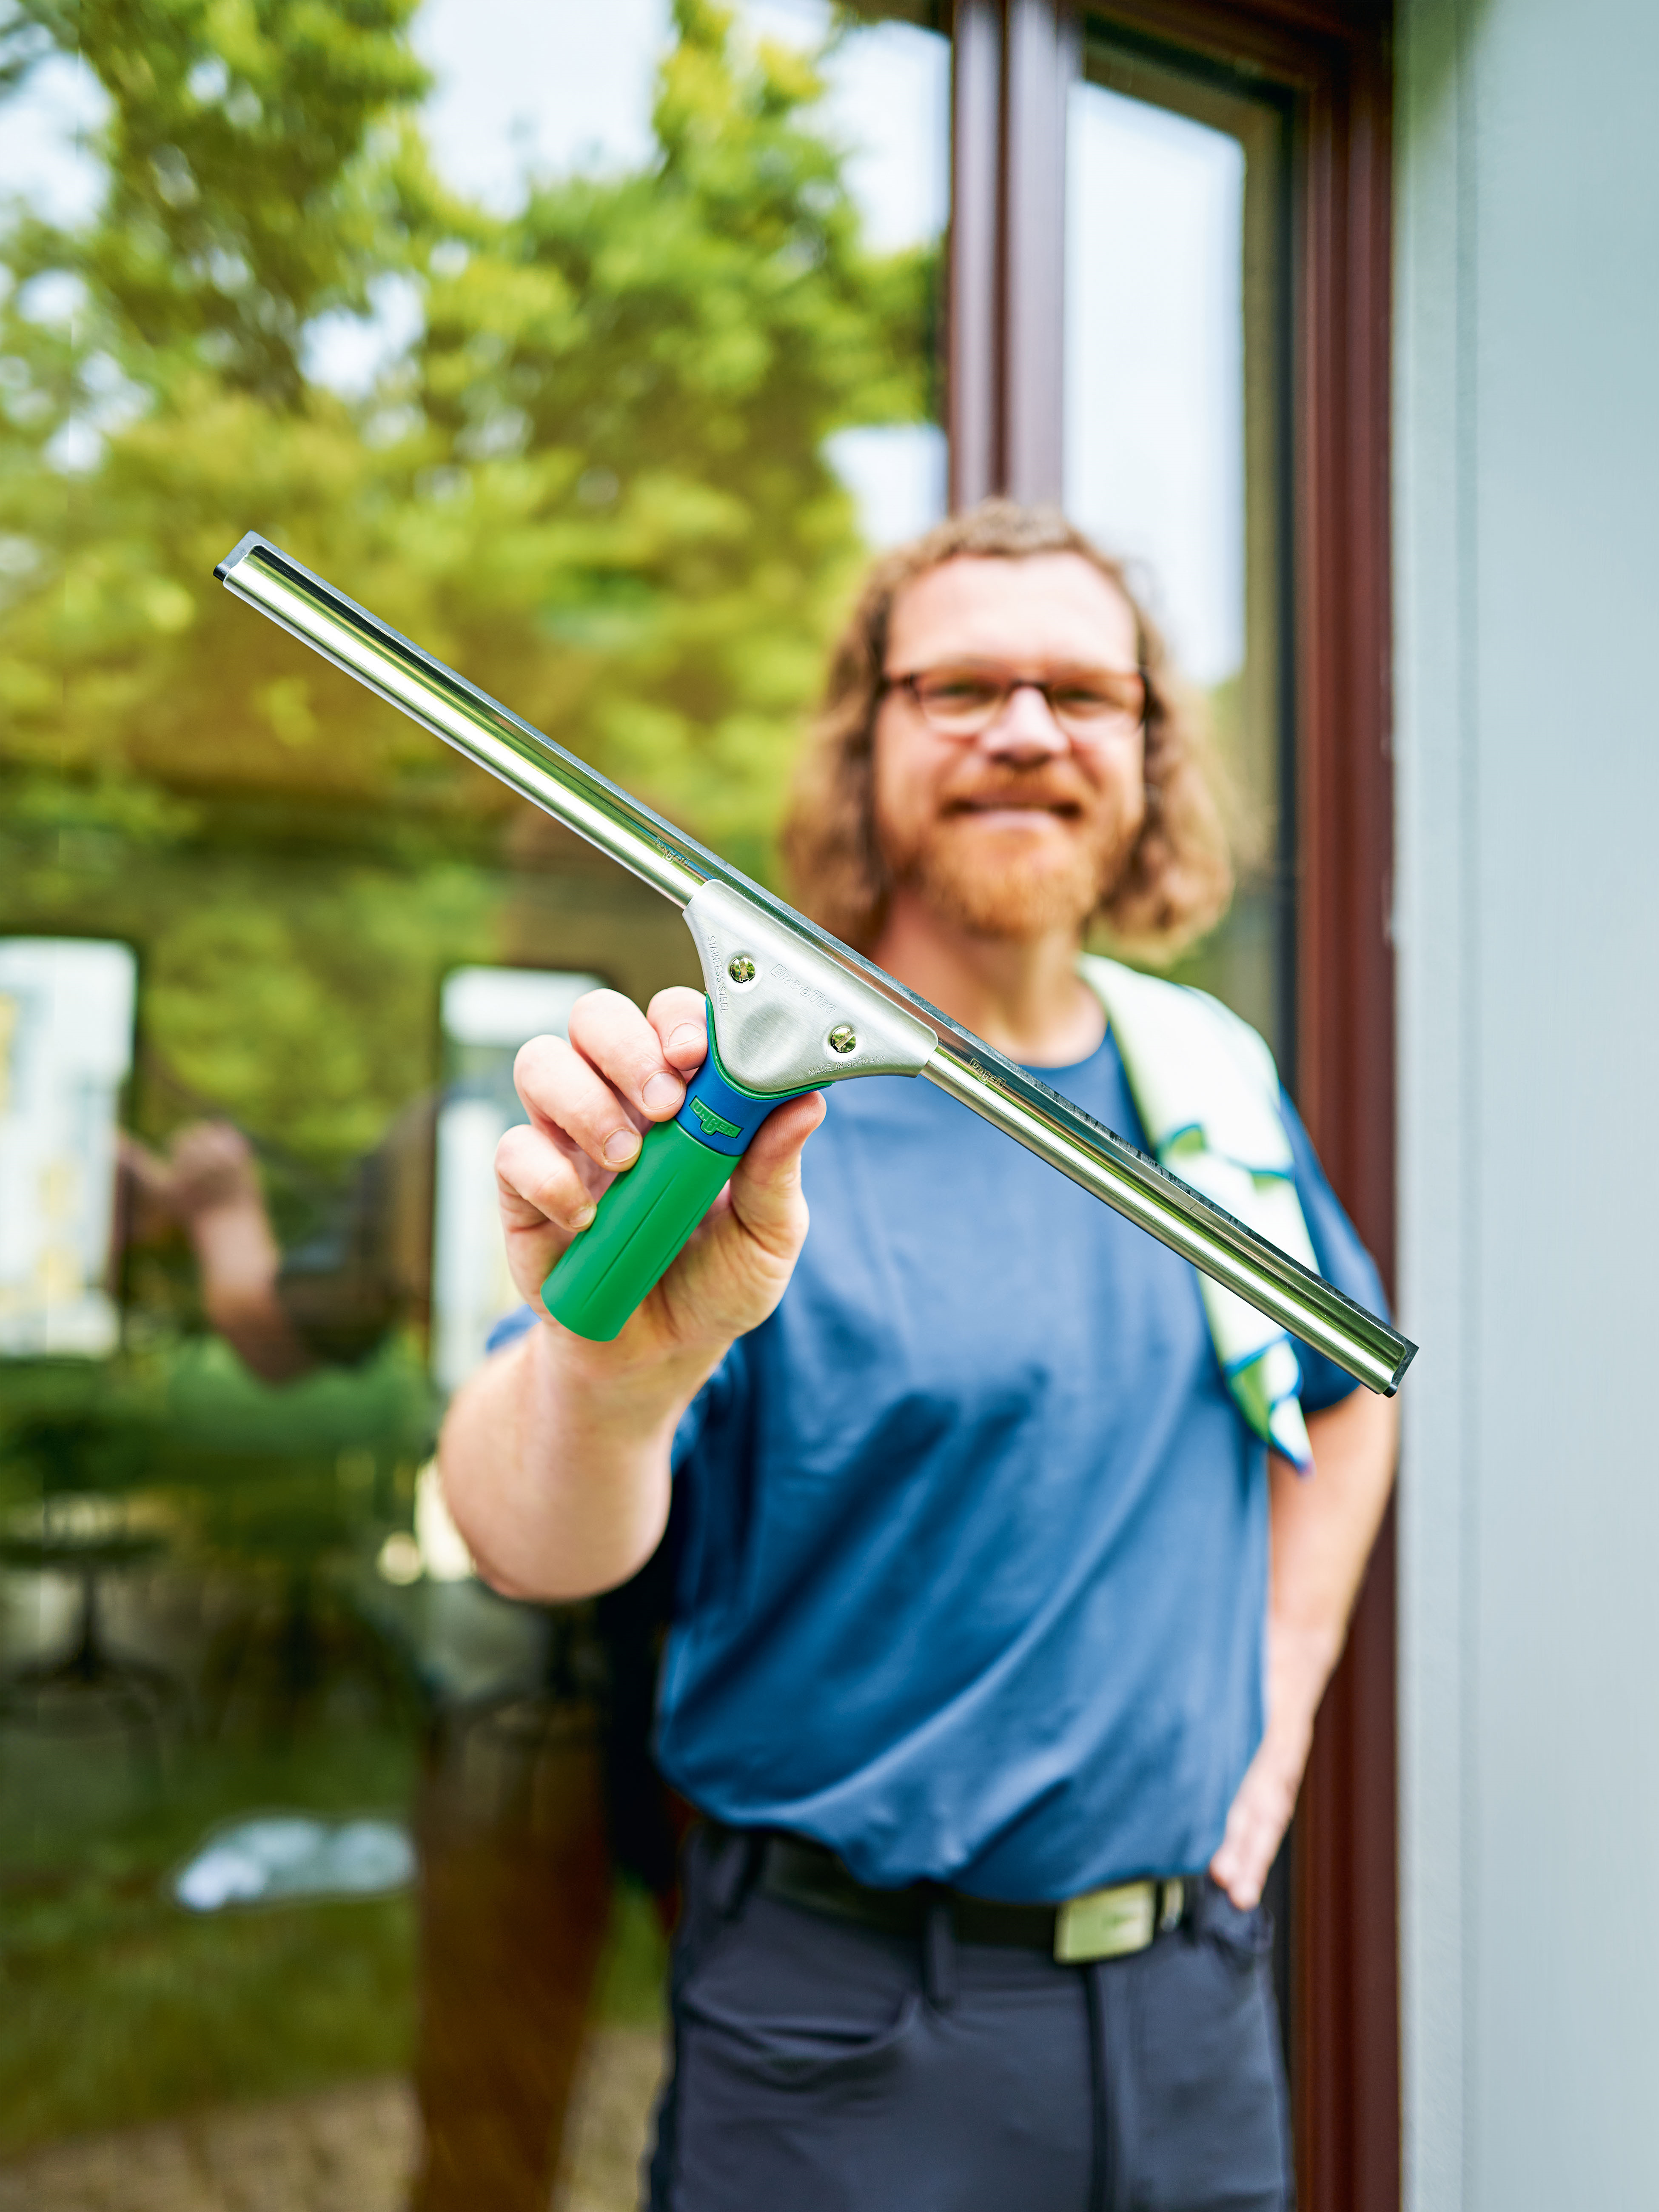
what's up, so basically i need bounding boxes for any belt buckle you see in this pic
[1054,1878,1178,1964]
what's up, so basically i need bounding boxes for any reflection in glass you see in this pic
[1065,33,1300,2072]
[431,966,600,1392]
[409,0,951,547]
[1065,51,1290,1060]
[0,0,946,2201]
[1067,91,1245,689]
[0,941,136,1357]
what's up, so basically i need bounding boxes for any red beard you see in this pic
[878,775,1143,943]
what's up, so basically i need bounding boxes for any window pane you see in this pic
[0,941,136,1357]
[1065,43,1291,1061]
[430,966,599,1393]
[0,3,945,2199]
[1067,92,1245,688]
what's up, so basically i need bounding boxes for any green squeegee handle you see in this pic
[540,1014,804,1343]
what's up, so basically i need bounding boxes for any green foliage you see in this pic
[0,1355,165,1501]
[3,0,431,399]
[0,1726,418,2155]
[0,0,935,1160]
[0,0,930,834]
[139,852,493,1166]
[410,3,933,867]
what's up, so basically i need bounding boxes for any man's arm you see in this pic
[1209,1384,1400,1909]
[124,1124,315,1383]
[437,984,824,1603]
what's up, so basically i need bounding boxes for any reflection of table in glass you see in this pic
[0,1501,182,1753]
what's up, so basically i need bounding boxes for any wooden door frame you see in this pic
[941,4,1400,2206]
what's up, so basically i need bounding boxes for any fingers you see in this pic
[1208,1754,1295,1910]
[496,1123,602,1240]
[494,1123,606,1304]
[171,1120,252,1167]
[515,989,708,1180]
[167,1122,262,1217]
[119,1132,172,1196]
[1209,1814,1268,1911]
[567,988,696,1122]
[647,986,709,1075]
[516,1033,653,1172]
[504,983,824,1340]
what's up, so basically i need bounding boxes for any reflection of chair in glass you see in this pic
[181,1440,425,1740]
[123,1118,434,1738]
[132,1107,673,2202]
[0,1494,182,1756]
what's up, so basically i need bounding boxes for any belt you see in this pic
[749,1830,1191,1965]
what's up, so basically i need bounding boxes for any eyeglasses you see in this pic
[881,663,1151,744]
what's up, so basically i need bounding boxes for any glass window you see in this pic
[430,966,599,1393]
[1065,34,1292,1061]
[0,2,946,2199]
[0,940,136,1356]
[1064,22,1300,2058]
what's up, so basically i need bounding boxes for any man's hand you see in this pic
[495,984,824,1368]
[153,1121,266,1224]
[1208,1617,1332,1910]
[440,986,826,1602]
[1209,1385,1400,1909]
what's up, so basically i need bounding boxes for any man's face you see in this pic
[872,553,1147,944]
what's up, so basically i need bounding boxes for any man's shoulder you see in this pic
[1078,954,1287,1172]
[1080,954,1278,1078]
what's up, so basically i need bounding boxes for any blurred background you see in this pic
[0,1,1305,2205]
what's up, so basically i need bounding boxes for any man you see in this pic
[439,502,1399,2211]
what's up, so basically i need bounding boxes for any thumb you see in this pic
[725,1092,826,1257]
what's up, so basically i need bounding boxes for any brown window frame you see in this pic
[941,4,1399,2208]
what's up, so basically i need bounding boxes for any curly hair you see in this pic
[781,500,1234,956]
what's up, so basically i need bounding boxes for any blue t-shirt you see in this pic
[491,1032,1384,1902]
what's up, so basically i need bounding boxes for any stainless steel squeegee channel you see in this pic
[923,1046,1406,1392]
[215,533,1416,1396]
[216,533,709,907]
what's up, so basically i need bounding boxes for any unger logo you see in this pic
[690,1096,742,1140]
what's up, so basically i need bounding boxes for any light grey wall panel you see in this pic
[1396,0,1659,2206]
[1395,5,1473,2201]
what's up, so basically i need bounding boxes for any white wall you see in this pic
[1395,0,1659,2206]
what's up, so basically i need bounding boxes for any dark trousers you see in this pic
[647,1826,1292,2212]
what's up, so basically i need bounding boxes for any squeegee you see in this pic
[214,534,1414,1395]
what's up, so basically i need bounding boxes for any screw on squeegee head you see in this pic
[538,881,938,1340]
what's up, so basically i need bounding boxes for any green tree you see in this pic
[0,0,936,1163]
[2,0,430,400]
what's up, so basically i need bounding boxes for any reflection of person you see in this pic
[441,503,1399,2212]
[126,1097,441,1376]
[122,1115,628,2212]
[122,1122,316,1381]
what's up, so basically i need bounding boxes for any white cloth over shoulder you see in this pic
[1079,954,1317,1471]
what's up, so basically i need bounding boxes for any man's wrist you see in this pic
[522,1301,719,1447]
[1265,1616,1343,1735]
